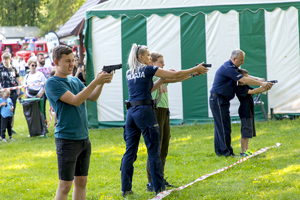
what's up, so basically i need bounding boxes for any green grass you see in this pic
[0,102,299,199]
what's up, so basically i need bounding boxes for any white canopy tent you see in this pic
[84,0,300,127]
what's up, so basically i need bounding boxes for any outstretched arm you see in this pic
[59,71,113,106]
[248,86,269,95]
[87,84,104,102]
[154,63,208,79]
[239,76,273,90]
[248,75,265,82]
[152,78,165,92]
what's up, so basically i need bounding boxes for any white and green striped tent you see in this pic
[84,0,300,128]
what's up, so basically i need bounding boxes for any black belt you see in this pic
[211,93,219,97]
[211,93,230,101]
[125,99,155,110]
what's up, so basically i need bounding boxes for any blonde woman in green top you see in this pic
[146,52,205,192]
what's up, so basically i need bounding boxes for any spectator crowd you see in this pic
[0,51,86,142]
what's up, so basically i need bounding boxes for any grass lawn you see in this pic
[0,101,299,200]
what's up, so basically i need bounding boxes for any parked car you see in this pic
[16,41,48,62]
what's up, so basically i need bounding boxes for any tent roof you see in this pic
[86,0,300,19]
[57,0,107,38]
[0,26,40,39]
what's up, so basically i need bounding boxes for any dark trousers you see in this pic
[42,93,47,119]
[10,91,18,114]
[121,105,165,193]
[1,116,12,139]
[147,107,170,183]
[209,93,233,156]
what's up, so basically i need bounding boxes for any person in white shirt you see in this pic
[12,56,20,73]
[19,57,26,83]
[24,60,46,98]
[36,52,52,120]
[36,53,52,79]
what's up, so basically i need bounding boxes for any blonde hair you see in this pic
[127,43,148,74]
[28,60,37,67]
[150,52,163,63]
[2,90,10,97]
[1,52,11,60]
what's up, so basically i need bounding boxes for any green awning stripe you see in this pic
[84,18,99,128]
[86,2,300,19]
[120,16,147,121]
[239,10,268,120]
[180,13,208,124]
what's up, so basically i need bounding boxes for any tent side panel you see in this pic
[206,10,240,118]
[121,16,147,121]
[180,13,210,124]
[239,10,268,120]
[147,14,183,123]
[91,16,124,122]
[265,7,300,113]
[85,18,98,128]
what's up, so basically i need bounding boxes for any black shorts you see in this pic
[241,117,256,138]
[55,137,91,181]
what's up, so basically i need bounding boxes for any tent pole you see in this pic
[79,33,84,65]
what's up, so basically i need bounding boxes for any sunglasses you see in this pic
[31,64,37,67]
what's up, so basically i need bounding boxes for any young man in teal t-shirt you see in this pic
[45,45,113,200]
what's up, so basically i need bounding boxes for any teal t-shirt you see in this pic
[152,76,169,108]
[45,76,88,140]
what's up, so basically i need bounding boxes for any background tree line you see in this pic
[0,0,86,35]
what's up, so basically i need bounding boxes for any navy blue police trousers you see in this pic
[121,105,165,193]
[209,93,234,156]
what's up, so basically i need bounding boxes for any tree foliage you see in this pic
[0,0,86,35]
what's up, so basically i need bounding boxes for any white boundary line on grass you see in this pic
[150,143,282,200]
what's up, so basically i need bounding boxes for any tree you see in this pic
[0,0,86,36]
[39,0,86,35]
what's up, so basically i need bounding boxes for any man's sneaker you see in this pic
[147,183,154,192]
[244,150,253,156]
[9,138,15,141]
[240,152,247,157]
[164,179,174,187]
[2,139,7,142]
[11,130,18,135]
[122,190,133,197]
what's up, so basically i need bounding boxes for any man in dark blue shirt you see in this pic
[209,49,273,156]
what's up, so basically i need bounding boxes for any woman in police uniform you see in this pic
[120,43,208,196]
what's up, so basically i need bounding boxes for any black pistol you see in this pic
[102,64,122,73]
[268,80,278,84]
[196,63,212,68]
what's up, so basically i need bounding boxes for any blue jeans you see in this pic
[121,105,165,193]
